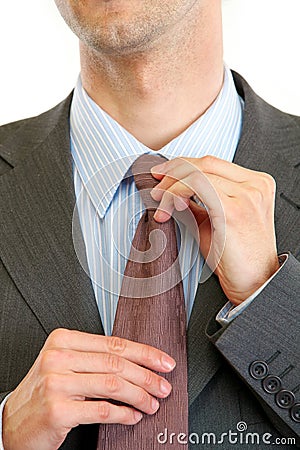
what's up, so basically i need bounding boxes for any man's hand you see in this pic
[151,155,280,305]
[3,329,175,450]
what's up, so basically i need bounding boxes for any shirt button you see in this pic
[249,361,269,380]
[275,390,295,409]
[262,375,282,394]
[290,403,300,423]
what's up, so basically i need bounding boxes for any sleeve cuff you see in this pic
[216,254,288,326]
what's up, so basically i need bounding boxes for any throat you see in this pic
[81,61,224,150]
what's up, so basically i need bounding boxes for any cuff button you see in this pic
[262,375,282,394]
[275,390,295,409]
[249,361,269,380]
[290,403,300,423]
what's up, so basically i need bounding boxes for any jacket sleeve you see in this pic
[206,253,300,441]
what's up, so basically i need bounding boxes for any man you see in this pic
[0,0,299,449]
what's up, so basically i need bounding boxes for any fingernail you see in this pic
[161,355,176,371]
[134,411,143,422]
[151,398,160,411]
[160,379,171,395]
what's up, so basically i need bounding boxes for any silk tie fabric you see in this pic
[97,154,188,449]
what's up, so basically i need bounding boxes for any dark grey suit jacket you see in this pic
[0,72,299,449]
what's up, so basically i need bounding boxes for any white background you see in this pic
[0,0,300,125]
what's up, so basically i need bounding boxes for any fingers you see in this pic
[44,329,176,373]
[151,158,196,198]
[150,156,274,223]
[152,171,227,223]
[39,349,172,399]
[44,400,145,434]
[68,401,144,427]
[152,155,256,183]
[53,373,161,415]
[40,332,173,417]
[152,182,193,222]
[7,333,175,449]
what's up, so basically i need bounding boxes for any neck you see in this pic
[80,3,224,150]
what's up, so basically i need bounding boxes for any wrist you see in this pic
[222,256,280,306]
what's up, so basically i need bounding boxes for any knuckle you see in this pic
[263,173,276,191]
[164,167,174,178]
[165,168,178,181]
[97,401,111,421]
[163,190,175,204]
[45,400,64,426]
[105,354,123,373]
[104,374,120,394]
[39,349,61,373]
[143,370,154,388]
[107,336,127,354]
[253,188,264,204]
[136,389,149,408]
[201,155,217,169]
[168,182,179,195]
[167,158,181,170]
[141,345,153,367]
[47,328,69,347]
[41,373,61,394]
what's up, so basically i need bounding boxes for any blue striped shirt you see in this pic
[70,66,243,336]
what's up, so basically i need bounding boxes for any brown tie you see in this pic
[97,154,188,449]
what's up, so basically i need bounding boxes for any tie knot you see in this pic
[132,154,167,209]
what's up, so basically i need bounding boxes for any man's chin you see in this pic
[56,0,189,55]
[82,30,158,57]
[78,17,162,56]
[80,0,136,14]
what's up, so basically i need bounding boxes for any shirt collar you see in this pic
[70,65,243,218]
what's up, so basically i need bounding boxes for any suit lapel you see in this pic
[0,97,104,336]
[187,71,299,406]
